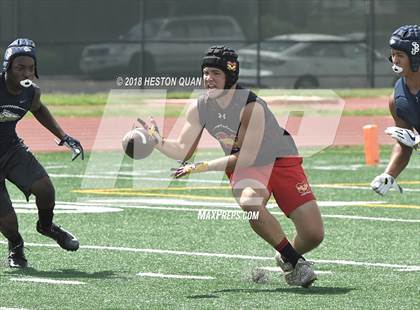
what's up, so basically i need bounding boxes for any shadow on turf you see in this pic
[187,287,353,299]
[4,267,123,280]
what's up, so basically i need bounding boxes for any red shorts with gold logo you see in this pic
[226,157,315,216]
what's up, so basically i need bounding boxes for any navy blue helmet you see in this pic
[389,25,420,72]
[2,38,39,78]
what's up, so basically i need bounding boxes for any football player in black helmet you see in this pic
[139,46,323,288]
[0,38,84,268]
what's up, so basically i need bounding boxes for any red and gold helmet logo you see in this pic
[296,182,311,195]
[227,61,237,72]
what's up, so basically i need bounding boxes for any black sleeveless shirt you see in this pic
[394,77,420,133]
[197,86,298,166]
[0,73,35,156]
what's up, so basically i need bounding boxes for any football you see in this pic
[122,128,155,159]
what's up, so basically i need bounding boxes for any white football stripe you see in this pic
[137,272,214,280]
[10,277,85,285]
[136,130,147,144]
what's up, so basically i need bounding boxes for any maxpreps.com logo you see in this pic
[296,182,311,196]
[227,61,237,72]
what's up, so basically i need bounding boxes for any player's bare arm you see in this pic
[154,101,204,161]
[30,86,66,139]
[30,86,84,160]
[385,94,413,178]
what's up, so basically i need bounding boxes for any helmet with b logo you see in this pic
[389,25,420,72]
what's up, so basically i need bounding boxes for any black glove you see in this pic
[58,134,84,161]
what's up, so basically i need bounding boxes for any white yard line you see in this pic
[257,266,333,274]
[84,203,420,223]
[312,184,420,192]
[321,214,420,223]
[1,241,418,272]
[12,198,416,223]
[84,198,386,208]
[11,202,122,214]
[48,173,227,184]
[137,272,214,280]
[10,277,85,285]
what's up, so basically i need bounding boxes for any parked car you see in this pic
[238,33,394,88]
[80,15,245,78]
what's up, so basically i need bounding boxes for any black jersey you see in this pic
[197,86,298,166]
[0,73,35,156]
[394,77,420,133]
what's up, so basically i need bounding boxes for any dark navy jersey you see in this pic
[394,77,420,133]
[0,73,35,156]
[197,85,298,166]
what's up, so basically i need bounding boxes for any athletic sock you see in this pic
[38,209,53,229]
[275,238,304,268]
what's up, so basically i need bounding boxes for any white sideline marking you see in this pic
[11,202,122,214]
[13,198,418,223]
[44,165,68,169]
[322,214,420,223]
[49,173,227,184]
[0,307,29,310]
[396,267,420,272]
[309,164,420,171]
[86,202,420,223]
[312,184,420,192]
[47,172,420,190]
[257,266,333,275]
[309,164,366,171]
[137,272,214,280]
[1,241,418,272]
[10,277,85,285]
[86,198,386,208]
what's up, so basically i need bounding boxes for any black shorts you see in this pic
[0,141,48,216]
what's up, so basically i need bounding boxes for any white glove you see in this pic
[370,173,403,196]
[385,127,420,150]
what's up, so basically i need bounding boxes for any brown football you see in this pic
[122,128,155,159]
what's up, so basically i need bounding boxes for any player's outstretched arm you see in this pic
[138,102,204,161]
[30,87,84,160]
[172,101,265,178]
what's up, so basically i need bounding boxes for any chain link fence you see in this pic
[0,0,419,89]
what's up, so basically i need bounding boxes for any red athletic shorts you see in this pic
[226,157,316,216]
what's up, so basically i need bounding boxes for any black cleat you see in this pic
[8,241,28,268]
[36,221,79,251]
